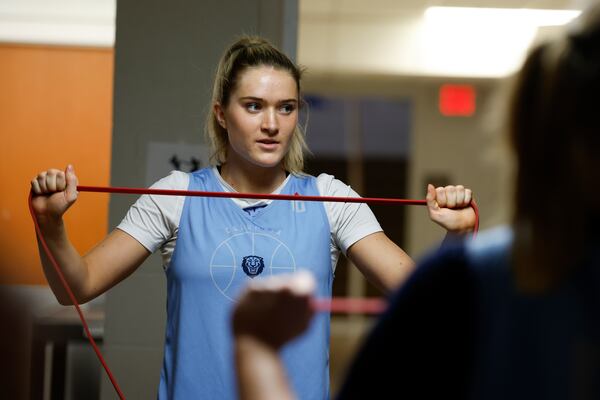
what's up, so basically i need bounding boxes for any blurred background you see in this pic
[0,0,591,398]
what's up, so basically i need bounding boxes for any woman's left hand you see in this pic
[426,184,476,233]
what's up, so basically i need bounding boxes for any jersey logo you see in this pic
[242,255,265,278]
[292,200,306,213]
[292,192,306,213]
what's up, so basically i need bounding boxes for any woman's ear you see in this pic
[213,103,227,129]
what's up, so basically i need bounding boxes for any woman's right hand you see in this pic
[30,165,79,221]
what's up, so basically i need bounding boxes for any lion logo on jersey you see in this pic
[242,255,265,278]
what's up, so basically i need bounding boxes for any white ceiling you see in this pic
[298,0,591,77]
[0,0,592,77]
[301,0,586,16]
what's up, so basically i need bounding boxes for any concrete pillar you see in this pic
[102,1,297,398]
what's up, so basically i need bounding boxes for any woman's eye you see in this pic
[280,104,296,114]
[245,103,261,112]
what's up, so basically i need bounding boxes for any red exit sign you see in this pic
[439,84,476,117]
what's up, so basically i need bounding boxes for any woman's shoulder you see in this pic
[149,170,190,190]
[312,173,352,196]
[152,166,221,190]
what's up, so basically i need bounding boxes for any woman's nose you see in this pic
[261,109,279,135]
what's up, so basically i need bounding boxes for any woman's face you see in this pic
[215,65,298,170]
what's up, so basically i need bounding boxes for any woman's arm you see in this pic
[347,232,415,294]
[32,165,151,305]
[347,184,475,294]
[235,335,296,400]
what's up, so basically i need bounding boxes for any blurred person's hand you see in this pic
[232,271,316,350]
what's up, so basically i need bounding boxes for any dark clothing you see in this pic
[336,227,600,400]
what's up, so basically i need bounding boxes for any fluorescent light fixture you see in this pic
[420,7,582,77]
[424,7,581,27]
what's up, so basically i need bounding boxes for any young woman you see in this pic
[31,36,475,399]
[232,5,600,399]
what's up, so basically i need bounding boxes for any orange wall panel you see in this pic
[0,44,113,285]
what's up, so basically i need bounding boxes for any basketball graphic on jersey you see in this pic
[209,232,296,301]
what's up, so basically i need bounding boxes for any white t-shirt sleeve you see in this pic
[116,171,189,253]
[316,173,383,255]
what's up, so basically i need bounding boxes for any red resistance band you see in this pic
[30,185,480,399]
[28,192,126,400]
[77,185,479,234]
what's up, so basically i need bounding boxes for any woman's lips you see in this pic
[256,139,279,150]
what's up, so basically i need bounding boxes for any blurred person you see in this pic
[30,36,475,399]
[232,5,600,400]
[0,288,29,400]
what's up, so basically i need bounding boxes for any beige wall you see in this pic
[303,72,514,257]
[407,77,514,257]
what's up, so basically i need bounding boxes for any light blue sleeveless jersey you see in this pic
[158,168,333,399]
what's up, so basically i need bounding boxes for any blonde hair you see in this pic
[205,36,308,174]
